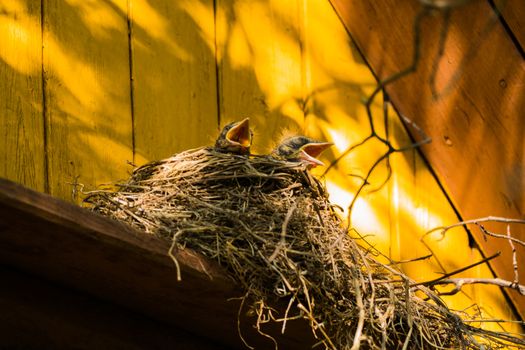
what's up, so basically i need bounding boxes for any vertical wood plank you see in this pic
[43,0,133,201]
[498,0,525,53]
[389,140,519,332]
[0,1,45,191]
[302,0,518,331]
[302,0,393,258]
[330,0,525,317]
[130,0,218,163]
[217,0,304,154]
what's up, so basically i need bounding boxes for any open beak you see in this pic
[226,118,251,147]
[298,142,333,167]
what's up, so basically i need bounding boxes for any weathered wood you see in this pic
[0,178,315,349]
[130,0,219,163]
[500,0,525,53]
[217,0,305,154]
[301,0,518,330]
[0,0,520,339]
[43,0,133,201]
[0,266,225,350]
[0,1,45,191]
[330,0,525,317]
[388,118,519,330]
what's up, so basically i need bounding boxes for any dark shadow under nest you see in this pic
[84,147,524,349]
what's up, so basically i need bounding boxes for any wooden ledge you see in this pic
[0,178,313,349]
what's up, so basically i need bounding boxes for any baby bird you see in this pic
[214,118,253,155]
[272,136,332,168]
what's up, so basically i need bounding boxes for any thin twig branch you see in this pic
[269,203,297,262]
[412,252,501,287]
[424,216,525,239]
[427,277,525,296]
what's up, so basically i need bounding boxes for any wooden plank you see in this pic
[300,0,518,331]
[0,266,223,350]
[300,0,392,256]
[216,0,305,154]
[130,0,219,163]
[330,0,525,317]
[499,0,525,53]
[43,0,133,201]
[0,1,45,191]
[388,116,519,332]
[0,178,315,349]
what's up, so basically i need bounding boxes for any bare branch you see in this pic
[388,254,433,266]
[507,224,519,285]
[428,278,525,296]
[412,252,501,287]
[268,203,297,262]
[424,216,525,240]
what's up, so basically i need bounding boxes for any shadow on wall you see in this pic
[0,0,520,331]
[0,0,372,198]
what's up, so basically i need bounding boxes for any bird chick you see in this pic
[272,136,332,168]
[214,118,253,155]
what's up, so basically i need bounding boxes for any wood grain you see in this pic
[43,0,133,201]
[216,0,305,154]
[0,266,225,350]
[301,0,517,329]
[499,0,525,53]
[330,0,525,317]
[0,178,315,349]
[0,1,45,191]
[130,0,219,162]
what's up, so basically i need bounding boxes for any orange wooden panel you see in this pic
[330,0,525,317]
[0,1,45,191]
[216,0,305,154]
[43,0,133,201]
[500,0,525,52]
[130,0,219,163]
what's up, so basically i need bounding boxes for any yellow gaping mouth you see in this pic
[226,118,251,147]
[298,142,333,167]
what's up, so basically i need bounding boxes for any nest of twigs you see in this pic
[84,147,523,349]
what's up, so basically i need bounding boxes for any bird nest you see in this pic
[84,147,522,349]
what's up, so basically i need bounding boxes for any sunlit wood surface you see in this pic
[0,1,44,192]
[131,0,219,162]
[330,0,524,319]
[502,0,525,50]
[43,0,134,201]
[0,0,521,336]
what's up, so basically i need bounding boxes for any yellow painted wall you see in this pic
[0,0,519,334]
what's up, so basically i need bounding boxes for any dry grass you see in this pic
[84,147,524,349]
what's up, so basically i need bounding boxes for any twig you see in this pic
[507,224,519,285]
[269,203,298,262]
[297,303,336,350]
[424,216,525,240]
[281,294,296,334]
[412,252,501,287]
[237,292,255,350]
[350,270,365,350]
[428,277,525,296]
[477,223,525,248]
[388,254,433,266]
[168,238,182,282]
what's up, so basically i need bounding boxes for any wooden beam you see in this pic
[0,266,223,349]
[329,0,525,318]
[0,178,314,349]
